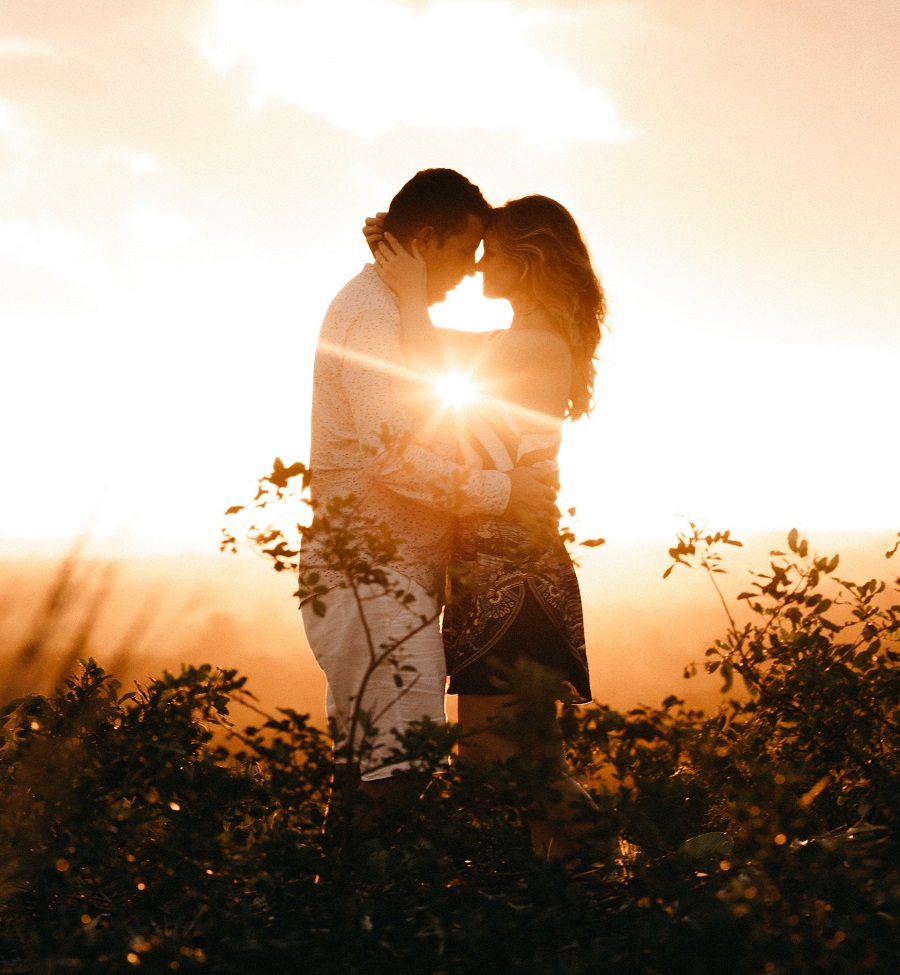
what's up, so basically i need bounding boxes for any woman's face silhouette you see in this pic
[477,230,526,303]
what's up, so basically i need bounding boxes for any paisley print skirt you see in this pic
[443,515,591,703]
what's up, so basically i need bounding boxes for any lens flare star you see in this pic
[433,369,478,409]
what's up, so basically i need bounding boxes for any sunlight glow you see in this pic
[2,0,899,560]
[0,99,14,134]
[433,369,478,410]
[429,273,512,333]
[128,208,194,248]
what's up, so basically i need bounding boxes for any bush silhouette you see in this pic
[0,499,897,972]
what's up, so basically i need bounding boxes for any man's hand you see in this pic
[504,466,559,524]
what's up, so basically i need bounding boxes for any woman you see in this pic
[371,195,607,861]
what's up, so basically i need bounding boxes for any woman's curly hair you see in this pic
[488,196,606,420]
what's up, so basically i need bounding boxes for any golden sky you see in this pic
[2,0,898,555]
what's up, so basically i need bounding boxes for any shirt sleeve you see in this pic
[341,310,510,517]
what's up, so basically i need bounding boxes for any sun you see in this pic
[432,369,478,410]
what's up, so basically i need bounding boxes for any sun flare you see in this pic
[432,369,478,410]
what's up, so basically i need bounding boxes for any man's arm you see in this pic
[342,311,514,517]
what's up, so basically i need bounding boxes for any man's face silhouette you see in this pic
[414,213,484,306]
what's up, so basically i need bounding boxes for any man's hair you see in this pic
[382,168,491,245]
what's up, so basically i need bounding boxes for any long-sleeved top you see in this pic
[298,264,511,597]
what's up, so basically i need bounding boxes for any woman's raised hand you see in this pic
[375,232,427,304]
[362,212,387,255]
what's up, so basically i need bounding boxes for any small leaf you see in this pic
[721,660,733,692]
[679,832,734,860]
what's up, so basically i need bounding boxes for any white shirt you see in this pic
[299,264,511,597]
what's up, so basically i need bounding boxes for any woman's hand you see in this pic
[375,232,428,306]
[375,232,439,370]
[362,211,386,255]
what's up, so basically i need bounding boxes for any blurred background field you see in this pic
[3,529,895,724]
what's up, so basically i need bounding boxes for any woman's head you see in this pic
[483,195,606,420]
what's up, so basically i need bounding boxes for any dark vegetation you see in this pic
[0,463,898,973]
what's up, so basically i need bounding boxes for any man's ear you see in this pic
[413,226,437,251]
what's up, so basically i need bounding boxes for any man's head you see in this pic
[383,168,490,304]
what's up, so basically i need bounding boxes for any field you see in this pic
[5,530,890,718]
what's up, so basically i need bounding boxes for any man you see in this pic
[298,169,557,829]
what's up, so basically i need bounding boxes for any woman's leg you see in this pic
[457,694,601,861]
[457,694,519,763]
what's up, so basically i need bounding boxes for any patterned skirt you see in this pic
[443,515,591,703]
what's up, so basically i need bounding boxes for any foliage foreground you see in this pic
[1,529,899,974]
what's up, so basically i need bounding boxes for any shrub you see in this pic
[0,504,896,972]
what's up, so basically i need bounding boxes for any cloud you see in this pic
[0,39,51,57]
[202,0,627,144]
[0,98,32,152]
[128,207,195,248]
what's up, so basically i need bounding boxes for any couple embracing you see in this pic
[298,168,607,862]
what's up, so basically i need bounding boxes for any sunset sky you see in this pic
[2,0,898,558]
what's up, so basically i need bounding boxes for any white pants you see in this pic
[300,570,445,781]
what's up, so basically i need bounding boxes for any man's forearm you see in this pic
[368,439,510,517]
